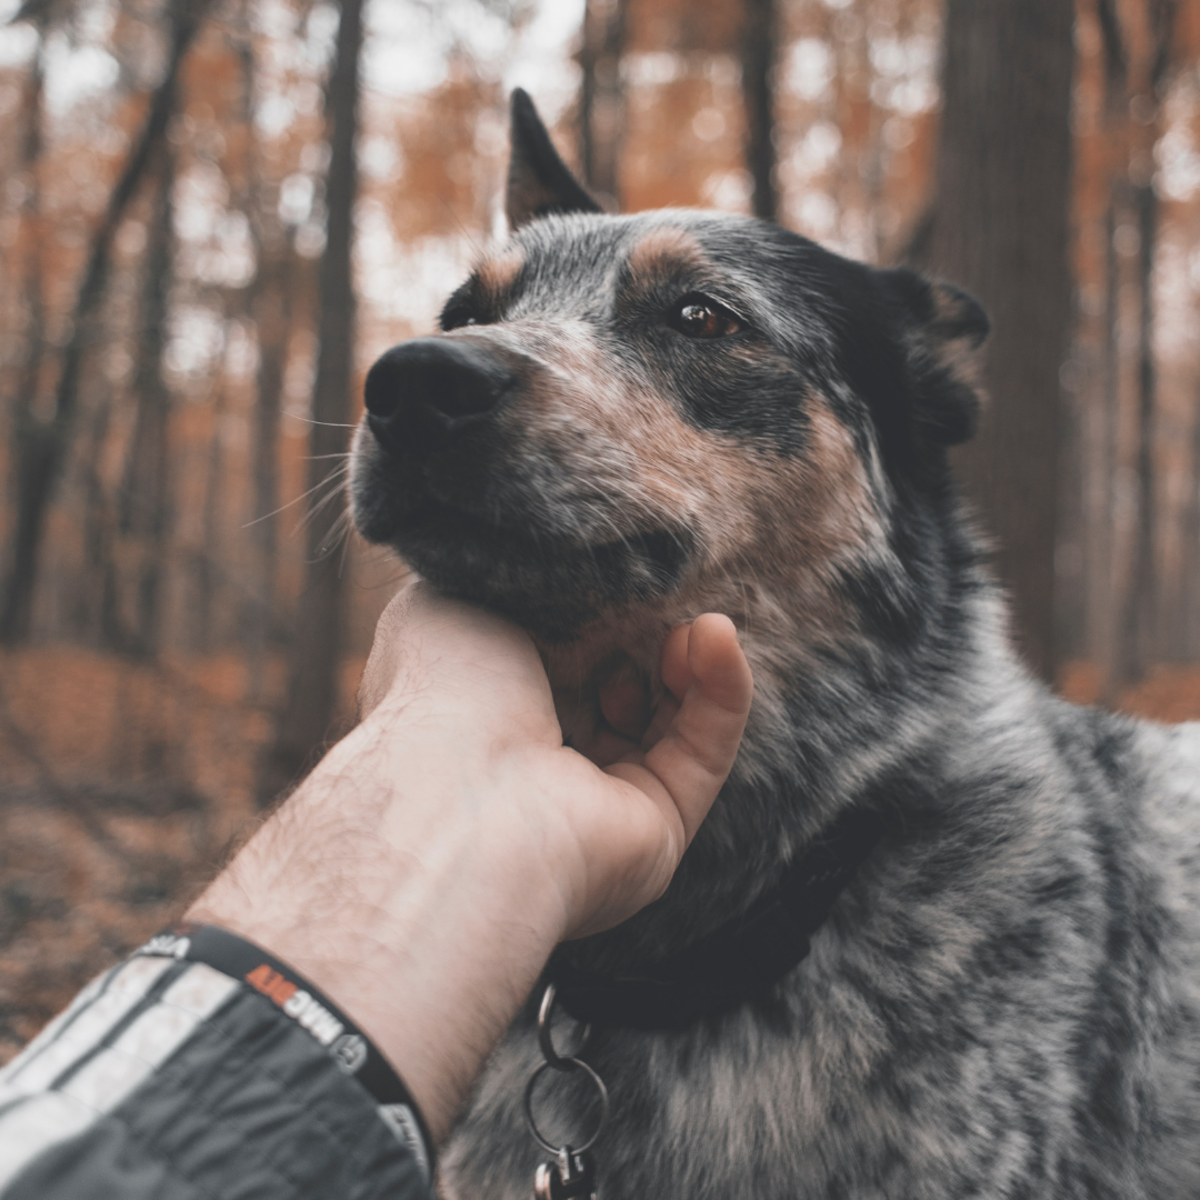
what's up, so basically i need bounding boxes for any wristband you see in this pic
[136,922,436,1180]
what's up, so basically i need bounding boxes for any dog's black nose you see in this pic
[364,338,516,452]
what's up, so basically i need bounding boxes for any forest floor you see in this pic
[0,646,364,1065]
[2,647,1200,1066]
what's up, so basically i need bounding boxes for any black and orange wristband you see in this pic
[137,922,436,1181]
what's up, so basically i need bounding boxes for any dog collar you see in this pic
[548,805,884,1031]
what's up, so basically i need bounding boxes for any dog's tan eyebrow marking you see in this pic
[474,245,525,299]
[625,226,708,285]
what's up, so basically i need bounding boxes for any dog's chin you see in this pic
[377,499,695,644]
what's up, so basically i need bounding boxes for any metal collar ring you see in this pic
[537,981,591,1069]
[522,1057,610,1155]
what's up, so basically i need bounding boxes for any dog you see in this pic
[350,90,1200,1200]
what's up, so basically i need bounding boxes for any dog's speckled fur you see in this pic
[351,94,1200,1199]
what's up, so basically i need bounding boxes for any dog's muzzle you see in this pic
[354,333,696,639]
[363,337,516,456]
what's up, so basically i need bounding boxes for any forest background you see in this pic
[2,0,1200,1061]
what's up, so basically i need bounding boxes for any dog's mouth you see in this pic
[375,492,695,642]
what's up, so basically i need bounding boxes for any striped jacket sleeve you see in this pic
[0,947,434,1199]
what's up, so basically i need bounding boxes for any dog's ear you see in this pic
[883,268,989,447]
[507,88,602,230]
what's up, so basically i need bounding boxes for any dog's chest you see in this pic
[439,719,1200,1200]
[440,979,1059,1200]
[439,941,1081,1198]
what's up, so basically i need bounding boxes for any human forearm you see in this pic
[188,715,574,1141]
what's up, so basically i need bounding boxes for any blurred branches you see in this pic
[742,0,778,220]
[259,0,363,802]
[579,0,629,206]
[0,0,216,642]
[0,0,1198,820]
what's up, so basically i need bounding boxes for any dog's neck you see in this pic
[542,526,1017,976]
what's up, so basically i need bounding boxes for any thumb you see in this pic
[607,614,753,847]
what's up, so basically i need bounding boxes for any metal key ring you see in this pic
[522,1057,610,1154]
[538,983,592,1070]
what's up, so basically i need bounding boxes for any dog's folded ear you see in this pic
[882,267,989,448]
[507,88,602,230]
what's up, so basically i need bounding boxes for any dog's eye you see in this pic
[668,295,743,339]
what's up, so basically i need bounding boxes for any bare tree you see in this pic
[928,0,1076,681]
[259,0,364,802]
[1087,0,1129,697]
[239,21,299,698]
[79,379,121,648]
[10,26,47,476]
[1184,375,1200,659]
[245,249,297,693]
[2,7,49,639]
[1117,0,1176,682]
[0,0,214,643]
[192,336,228,656]
[742,0,777,221]
[579,0,629,207]
[116,142,177,658]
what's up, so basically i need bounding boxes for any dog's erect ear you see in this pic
[883,268,989,447]
[507,88,602,230]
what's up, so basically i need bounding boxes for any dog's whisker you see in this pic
[318,509,356,567]
[242,463,350,529]
[297,487,349,533]
[291,416,359,429]
[290,472,352,537]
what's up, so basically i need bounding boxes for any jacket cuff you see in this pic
[139,922,437,1181]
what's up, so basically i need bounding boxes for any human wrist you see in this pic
[187,713,573,1140]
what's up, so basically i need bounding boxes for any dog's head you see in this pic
[352,91,991,950]
[351,91,986,672]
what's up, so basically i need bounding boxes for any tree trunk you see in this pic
[259,0,363,804]
[1184,381,1200,659]
[231,6,295,698]
[1088,0,1131,701]
[742,0,777,222]
[0,0,212,644]
[246,246,294,695]
[1094,196,1123,697]
[929,0,1076,681]
[193,357,227,656]
[1116,0,1175,681]
[578,0,629,208]
[78,391,120,647]
[1118,173,1159,680]
[117,141,177,659]
[2,26,48,638]
[10,32,47,464]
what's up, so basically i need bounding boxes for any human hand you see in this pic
[189,582,752,1139]
[358,584,752,938]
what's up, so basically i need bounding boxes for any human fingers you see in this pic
[357,582,420,718]
[357,583,559,740]
[636,623,692,750]
[659,622,694,703]
[598,660,651,739]
[639,693,680,752]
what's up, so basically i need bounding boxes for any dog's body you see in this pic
[351,93,1200,1198]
